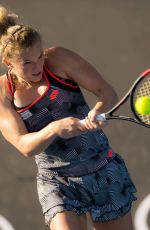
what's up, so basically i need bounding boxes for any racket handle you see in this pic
[80,113,106,124]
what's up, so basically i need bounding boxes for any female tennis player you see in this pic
[0,5,137,230]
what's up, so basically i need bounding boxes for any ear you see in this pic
[2,58,13,69]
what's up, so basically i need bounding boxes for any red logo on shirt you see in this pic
[108,149,113,158]
[50,90,59,100]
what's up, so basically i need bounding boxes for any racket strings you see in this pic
[134,77,150,125]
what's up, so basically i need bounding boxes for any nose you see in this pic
[32,59,43,73]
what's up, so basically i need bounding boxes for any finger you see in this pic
[84,118,94,129]
[87,116,100,128]
[97,120,108,127]
[85,117,100,130]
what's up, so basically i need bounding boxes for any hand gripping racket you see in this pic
[81,69,150,128]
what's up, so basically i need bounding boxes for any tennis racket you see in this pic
[81,69,150,128]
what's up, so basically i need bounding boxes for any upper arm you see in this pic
[0,82,28,150]
[48,47,115,97]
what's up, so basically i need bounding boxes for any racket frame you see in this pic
[96,69,150,128]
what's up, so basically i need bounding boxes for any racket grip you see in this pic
[80,113,106,124]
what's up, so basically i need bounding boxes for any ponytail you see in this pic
[0,5,41,61]
[0,5,18,37]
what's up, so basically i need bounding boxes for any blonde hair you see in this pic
[0,5,42,88]
[0,5,41,60]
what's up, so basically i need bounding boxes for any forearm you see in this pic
[17,122,58,157]
[16,116,87,157]
[93,86,118,113]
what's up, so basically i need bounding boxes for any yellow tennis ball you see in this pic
[135,96,150,115]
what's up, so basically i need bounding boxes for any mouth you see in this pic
[32,71,42,76]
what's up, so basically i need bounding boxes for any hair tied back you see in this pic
[0,5,18,36]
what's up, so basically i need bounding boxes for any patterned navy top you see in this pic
[6,65,112,177]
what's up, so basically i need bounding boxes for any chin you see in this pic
[32,72,43,82]
[33,77,42,82]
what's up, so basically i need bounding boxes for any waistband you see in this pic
[38,149,116,177]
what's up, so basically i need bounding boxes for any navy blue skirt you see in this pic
[36,153,137,226]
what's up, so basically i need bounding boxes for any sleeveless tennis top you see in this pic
[6,65,113,177]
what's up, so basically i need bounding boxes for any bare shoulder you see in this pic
[0,74,12,102]
[44,46,88,77]
[44,46,65,60]
[44,46,82,79]
[44,47,117,103]
[44,47,114,95]
[44,46,73,57]
[44,46,103,85]
[44,46,83,64]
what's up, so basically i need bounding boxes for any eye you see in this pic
[24,61,31,65]
[39,52,44,59]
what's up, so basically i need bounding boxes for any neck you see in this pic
[8,70,32,89]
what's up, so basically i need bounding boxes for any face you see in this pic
[7,40,44,83]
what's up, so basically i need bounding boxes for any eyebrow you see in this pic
[24,51,43,62]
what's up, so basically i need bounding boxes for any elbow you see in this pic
[22,151,33,158]
[19,149,34,158]
[17,142,35,158]
[17,137,37,157]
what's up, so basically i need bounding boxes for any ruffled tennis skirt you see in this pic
[36,153,137,226]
